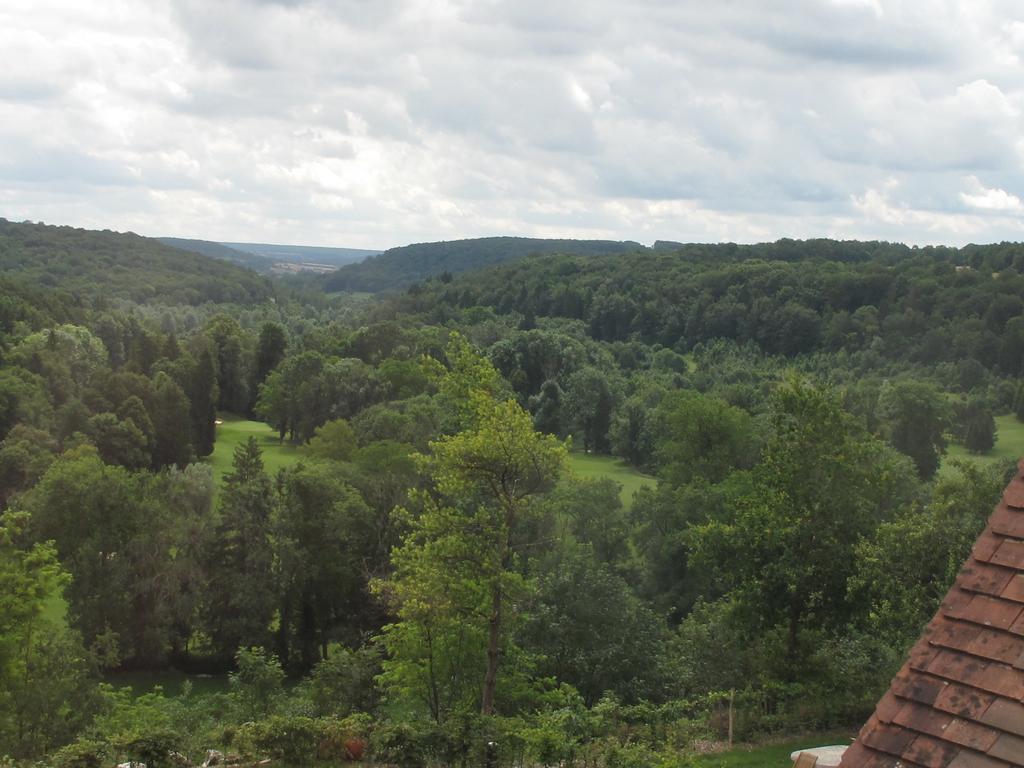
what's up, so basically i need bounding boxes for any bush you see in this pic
[305,645,381,717]
[370,721,448,768]
[315,716,372,761]
[230,647,285,720]
[113,728,182,768]
[236,715,320,764]
[50,739,110,768]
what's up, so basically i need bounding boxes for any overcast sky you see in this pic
[2,0,1024,249]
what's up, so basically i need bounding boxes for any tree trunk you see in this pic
[481,581,502,715]
[786,596,803,677]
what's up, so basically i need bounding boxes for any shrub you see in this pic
[305,645,381,717]
[50,739,110,768]
[113,728,182,768]
[236,715,320,764]
[370,721,447,768]
[230,647,285,720]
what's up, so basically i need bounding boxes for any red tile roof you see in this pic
[839,462,1024,768]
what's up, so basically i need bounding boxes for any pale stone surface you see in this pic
[790,745,848,767]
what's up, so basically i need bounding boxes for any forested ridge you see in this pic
[0,220,272,306]
[2,225,1024,767]
[322,235,645,293]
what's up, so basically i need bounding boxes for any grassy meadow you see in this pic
[566,452,657,509]
[207,415,309,484]
[941,413,1024,475]
[208,416,656,508]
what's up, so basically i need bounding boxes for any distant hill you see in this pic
[159,237,276,273]
[221,242,380,269]
[161,238,380,275]
[322,236,645,293]
[0,219,272,306]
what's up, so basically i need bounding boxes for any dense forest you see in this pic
[1,220,1021,767]
[323,236,644,293]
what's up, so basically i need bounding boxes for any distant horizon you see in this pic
[10,214,1024,254]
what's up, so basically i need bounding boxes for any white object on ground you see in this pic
[790,745,848,767]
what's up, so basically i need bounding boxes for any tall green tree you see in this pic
[878,379,949,478]
[204,315,253,415]
[253,322,288,395]
[188,348,217,457]
[0,512,99,757]
[562,366,617,452]
[376,338,566,718]
[275,463,374,671]
[652,389,757,486]
[689,377,918,670]
[850,460,1007,650]
[202,437,277,660]
[960,398,996,454]
[19,447,208,665]
[149,372,193,469]
[521,541,665,704]
[85,413,149,469]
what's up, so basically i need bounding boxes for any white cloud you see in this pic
[2,0,1024,247]
[960,175,1024,212]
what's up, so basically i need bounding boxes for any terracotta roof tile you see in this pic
[965,628,1022,666]
[955,565,1016,602]
[990,506,1024,540]
[980,700,1024,739]
[876,691,905,724]
[946,752,1011,768]
[1009,613,1024,637]
[954,569,1019,606]
[1000,575,1024,604]
[839,469,1024,768]
[925,649,985,685]
[932,681,996,721]
[911,643,944,672]
[973,532,1006,563]
[974,664,1024,700]
[861,721,919,756]
[957,595,1024,631]
[929,618,982,654]
[944,589,977,615]
[842,741,873,765]
[892,671,945,707]
[902,734,960,768]
[943,719,1001,753]
[990,540,1024,570]
[987,734,1024,764]
[892,701,954,739]
[1001,479,1024,509]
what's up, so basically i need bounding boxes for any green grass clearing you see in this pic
[566,452,656,509]
[207,415,309,486]
[941,414,1024,476]
[103,670,230,698]
[691,731,856,768]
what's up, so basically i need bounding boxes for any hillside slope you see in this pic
[0,220,272,306]
[158,237,275,273]
[322,235,645,292]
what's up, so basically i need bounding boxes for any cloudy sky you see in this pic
[2,0,1024,249]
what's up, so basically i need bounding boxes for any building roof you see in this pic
[838,462,1024,768]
